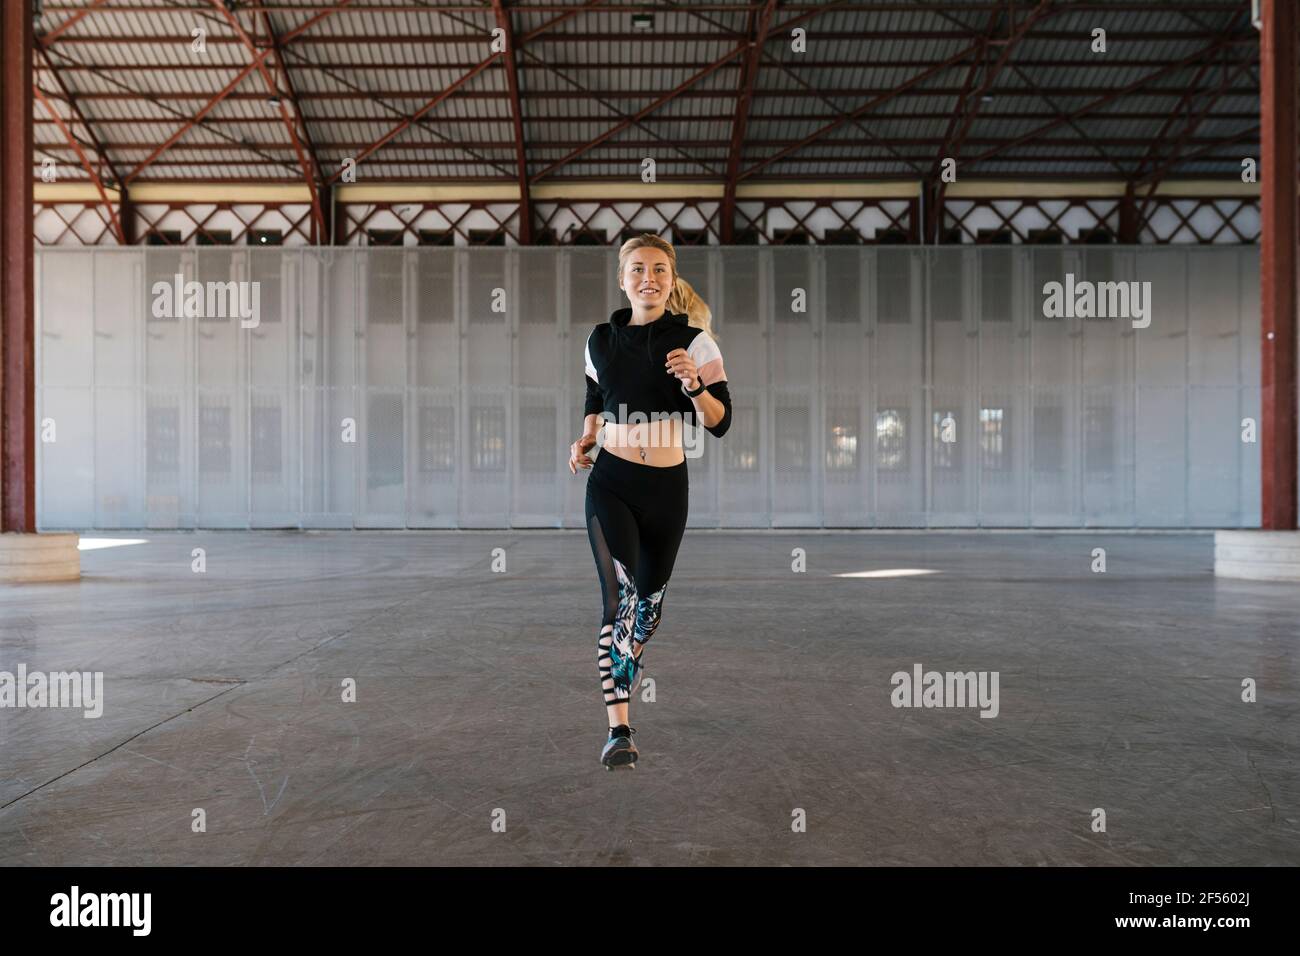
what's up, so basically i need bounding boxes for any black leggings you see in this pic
[585,450,688,706]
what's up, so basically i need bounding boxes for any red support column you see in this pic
[1259,0,1298,529]
[120,192,138,245]
[1,0,36,532]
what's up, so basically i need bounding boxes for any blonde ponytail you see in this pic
[667,276,716,340]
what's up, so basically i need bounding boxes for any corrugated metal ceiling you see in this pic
[33,0,1260,184]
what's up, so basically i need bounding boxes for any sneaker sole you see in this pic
[602,747,638,770]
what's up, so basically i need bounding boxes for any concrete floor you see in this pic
[0,530,1296,866]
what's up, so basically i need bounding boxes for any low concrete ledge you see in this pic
[1214,530,1300,581]
[0,532,81,583]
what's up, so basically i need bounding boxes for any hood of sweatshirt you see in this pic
[609,306,689,330]
[609,306,689,367]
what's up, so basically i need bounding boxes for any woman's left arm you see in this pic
[688,382,727,430]
[665,343,732,437]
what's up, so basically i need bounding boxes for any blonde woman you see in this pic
[568,234,732,769]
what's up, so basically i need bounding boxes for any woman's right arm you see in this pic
[582,345,604,443]
[572,336,605,472]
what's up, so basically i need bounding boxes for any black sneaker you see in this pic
[600,724,638,770]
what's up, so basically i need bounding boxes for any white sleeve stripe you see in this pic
[584,335,597,382]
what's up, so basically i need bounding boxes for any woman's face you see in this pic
[619,247,674,311]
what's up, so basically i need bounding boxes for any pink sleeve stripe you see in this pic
[697,356,727,386]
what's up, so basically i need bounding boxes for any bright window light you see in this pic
[834,568,940,579]
[77,538,149,551]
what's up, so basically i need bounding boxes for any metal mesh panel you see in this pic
[513,389,560,526]
[33,246,1266,529]
[300,249,356,527]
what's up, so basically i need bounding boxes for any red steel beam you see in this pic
[205,0,324,241]
[33,112,1263,126]
[741,44,985,180]
[966,29,1250,167]
[1259,0,1298,529]
[39,44,306,179]
[504,47,725,177]
[33,85,126,243]
[92,156,1254,169]
[120,2,352,212]
[124,59,262,183]
[1005,64,1127,175]
[927,4,1054,241]
[736,0,1042,180]
[254,0,324,184]
[491,0,532,243]
[518,0,607,44]
[931,12,992,162]
[2,0,35,531]
[721,0,778,242]
[321,0,847,184]
[86,158,1258,174]
[279,0,360,44]
[324,58,498,182]
[1133,51,1257,224]
[926,8,1001,241]
[39,30,1263,44]
[531,45,748,182]
[35,137,1261,151]
[32,3,1263,13]
[40,0,110,45]
[39,58,1266,73]
[278,43,516,181]
[333,2,619,185]
[42,86,1264,102]
[65,171,1253,186]
[1127,55,1226,185]
[33,40,125,187]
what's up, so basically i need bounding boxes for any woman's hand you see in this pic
[665,348,700,391]
[569,433,598,474]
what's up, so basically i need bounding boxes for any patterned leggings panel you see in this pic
[585,451,687,705]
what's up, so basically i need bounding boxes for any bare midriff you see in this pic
[599,419,686,467]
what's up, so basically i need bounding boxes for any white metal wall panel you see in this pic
[717,248,768,526]
[928,247,978,525]
[33,246,1268,530]
[1135,251,1190,526]
[38,386,94,528]
[301,249,357,527]
[770,248,819,525]
[821,248,869,526]
[977,246,1030,524]
[1238,247,1262,524]
[357,248,407,526]
[513,250,564,526]
[1075,248,1133,524]
[460,249,511,527]
[1028,247,1077,524]
[193,248,244,527]
[873,249,926,525]
[410,249,459,527]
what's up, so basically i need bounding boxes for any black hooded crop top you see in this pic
[584,306,732,438]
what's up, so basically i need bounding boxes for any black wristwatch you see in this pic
[682,377,707,398]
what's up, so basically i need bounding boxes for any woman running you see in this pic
[568,234,733,770]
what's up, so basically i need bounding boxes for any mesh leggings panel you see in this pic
[589,514,639,704]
